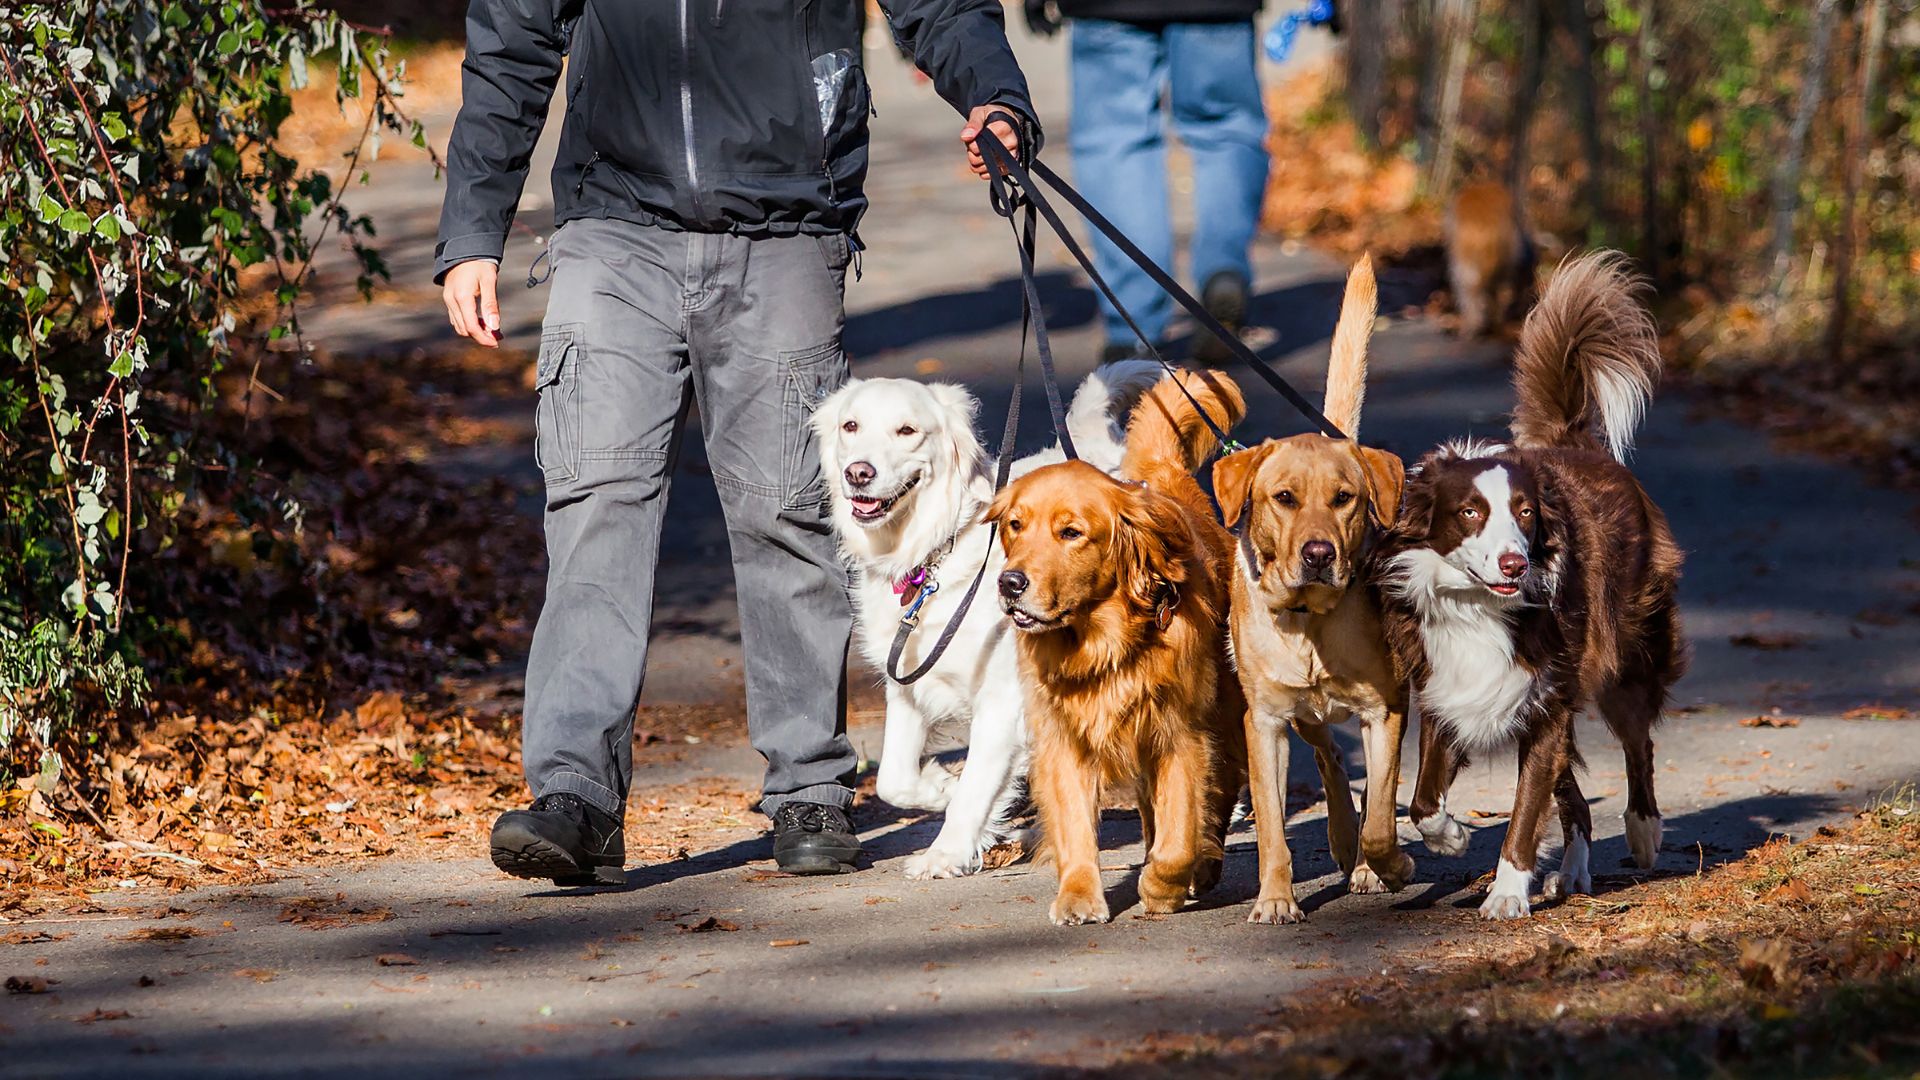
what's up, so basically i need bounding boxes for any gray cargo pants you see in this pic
[523,217,856,820]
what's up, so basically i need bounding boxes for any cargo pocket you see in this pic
[534,325,582,485]
[780,340,843,512]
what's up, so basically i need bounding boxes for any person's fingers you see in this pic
[478,274,501,338]
[445,288,469,339]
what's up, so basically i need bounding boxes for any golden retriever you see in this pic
[988,370,1248,925]
[1211,256,1414,924]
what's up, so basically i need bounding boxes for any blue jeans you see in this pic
[1067,19,1270,347]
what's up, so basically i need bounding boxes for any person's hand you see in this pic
[443,259,502,348]
[960,104,1022,180]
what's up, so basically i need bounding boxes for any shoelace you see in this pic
[776,803,842,833]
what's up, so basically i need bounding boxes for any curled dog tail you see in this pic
[1510,250,1662,462]
[1065,359,1166,475]
[1321,253,1378,438]
[1121,369,1246,491]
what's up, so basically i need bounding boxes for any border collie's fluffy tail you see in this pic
[1065,359,1166,475]
[1121,369,1247,491]
[1322,254,1378,437]
[1510,250,1662,462]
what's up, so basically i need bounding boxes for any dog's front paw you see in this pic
[1188,856,1223,898]
[1360,850,1415,893]
[1480,859,1534,920]
[904,846,980,880]
[1248,894,1306,925]
[1625,811,1662,870]
[1542,835,1591,901]
[876,774,953,812]
[1049,888,1111,926]
[1349,864,1390,894]
[1415,812,1471,857]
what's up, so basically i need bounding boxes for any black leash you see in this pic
[885,145,1049,685]
[975,113,1348,444]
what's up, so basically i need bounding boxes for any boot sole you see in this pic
[776,845,862,876]
[491,825,624,886]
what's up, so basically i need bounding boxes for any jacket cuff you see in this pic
[433,232,508,285]
[985,96,1045,156]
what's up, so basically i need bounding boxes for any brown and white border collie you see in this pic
[1374,250,1687,920]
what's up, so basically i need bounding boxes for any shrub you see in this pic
[0,2,420,755]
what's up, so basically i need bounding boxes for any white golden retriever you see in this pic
[813,362,1162,878]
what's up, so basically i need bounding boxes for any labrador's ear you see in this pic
[1210,442,1275,529]
[1118,486,1195,613]
[1356,445,1405,531]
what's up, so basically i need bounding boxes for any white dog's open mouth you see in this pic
[846,473,920,524]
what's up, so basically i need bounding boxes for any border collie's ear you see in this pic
[1211,442,1274,529]
[1356,445,1405,530]
[1392,456,1441,540]
[1119,487,1193,611]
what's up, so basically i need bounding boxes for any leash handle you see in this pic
[973,116,1347,443]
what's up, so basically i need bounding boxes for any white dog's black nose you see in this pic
[997,570,1028,599]
[844,461,876,488]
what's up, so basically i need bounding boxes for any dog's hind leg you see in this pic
[1409,706,1472,857]
[1139,733,1210,915]
[1598,678,1664,870]
[1295,719,1360,881]
[1541,765,1595,900]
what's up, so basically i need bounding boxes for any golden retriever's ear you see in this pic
[1119,488,1193,611]
[983,485,1013,526]
[1356,445,1405,530]
[1211,443,1273,529]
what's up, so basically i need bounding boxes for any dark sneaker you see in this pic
[771,802,861,875]
[1191,271,1250,366]
[490,792,625,886]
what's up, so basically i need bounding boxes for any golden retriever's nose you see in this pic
[1301,540,1335,571]
[1498,551,1529,580]
[998,570,1029,599]
[844,461,876,488]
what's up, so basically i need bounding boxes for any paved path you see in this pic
[8,24,1920,1080]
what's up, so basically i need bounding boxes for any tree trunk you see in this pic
[1559,0,1605,237]
[1344,0,1395,149]
[1506,0,1546,194]
[1424,0,1479,197]
[1827,0,1888,362]
[1770,0,1841,295]
[1636,0,1660,281]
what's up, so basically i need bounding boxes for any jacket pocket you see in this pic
[780,339,844,512]
[535,325,583,486]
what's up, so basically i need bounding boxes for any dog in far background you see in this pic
[1446,179,1537,338]
[1377,251,1686,921]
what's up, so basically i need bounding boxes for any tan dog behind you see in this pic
[989,371,1248,925]
[1211,256,1414,924]
[1447,180,1533,337]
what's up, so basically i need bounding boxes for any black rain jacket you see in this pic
[435,0,1036,281]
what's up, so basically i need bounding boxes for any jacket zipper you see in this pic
[678,0,704,219]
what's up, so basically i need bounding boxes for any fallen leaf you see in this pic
[1740,715,1802,728]
[769,939,809,948]
[676,916,738,933]
[1762,879,1813,904]
[6,975,53,994]
[74,1008,132,1023]
[1840,705,1911,721]
[235,969,278,983]
[1737,937,1797,991]
[119,926,201,942]
[376,953,419,967]
[1730,632,1809,651]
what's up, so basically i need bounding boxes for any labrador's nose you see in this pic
[1498,551,1529,580]
[1301,540,1335,570]
[844,461,876,488]
[997,570,1029,599]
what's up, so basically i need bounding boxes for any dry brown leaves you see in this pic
[1096,800,1920,1079]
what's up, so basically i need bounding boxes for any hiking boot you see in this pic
[490,792,625,886]
[1191,271,1249,366]
[771,801,861,875]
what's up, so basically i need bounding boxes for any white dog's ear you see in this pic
[813,379,859,443]
[929,383,980,433]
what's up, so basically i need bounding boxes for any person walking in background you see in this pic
[1026,0,1271,365]
[437,0,1035,886]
